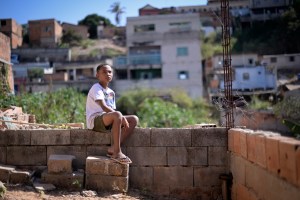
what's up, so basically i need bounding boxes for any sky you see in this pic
[0,0,207,26]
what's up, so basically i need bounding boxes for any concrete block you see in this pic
[47,146,86,169]
[0,164,15,182]
[265,136,281,175]
[153,166,193,187]
[42,170,84,190]
[70,129,110,145]
[127,147,167,166]
[255,134,266,168]
[208,147,227,166]
[151,128,191,146]
[168,147,207,166]
[123,128,151,147]
[129,166,153,190]
[192,128,227,147]
[279,139,299,186]
[48,154,75,174]
[85,174,128,192]
[86,146,109,157]
[0,147,6,164]
[86,156,128,177]
[194,166,226,187]
[10,170,31,184]
[6,130,30,145]
[246,133,256,163]
[0,130,7,145]
[170,186,219,200]
[7,146,46,166]
[31,130,70,145]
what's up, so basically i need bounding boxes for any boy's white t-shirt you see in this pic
[86,83,116,129]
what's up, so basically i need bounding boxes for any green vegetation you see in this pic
[0,88,86,124]
[248,95,271,110]
[61,30,82,47]
[108,2,125,25]
[117,88,218,128]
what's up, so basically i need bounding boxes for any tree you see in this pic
[108,2,125,26]
[78,14,112,39]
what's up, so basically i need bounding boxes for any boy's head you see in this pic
[96,64,113,83]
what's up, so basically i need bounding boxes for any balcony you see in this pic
[129,53,161,65]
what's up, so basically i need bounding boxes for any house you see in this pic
[61,22,89,39]
[0,32,14,93]
[113,13,203,98]
[0,18,23,49]
[28,19,62,48]
[139,4,160,16]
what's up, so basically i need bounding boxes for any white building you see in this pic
[113,13,203,98]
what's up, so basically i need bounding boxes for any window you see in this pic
[177,47,188,56]
[289,56,295,62]
[134,24,155,33]
[169,22,191,32]
[178,71,189,80]
[270,57,277,63]
[248,58,253,65]
[243,72,250,80]
[44,26,51,32]
[0,20,6,26]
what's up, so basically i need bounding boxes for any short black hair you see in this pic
[96,64,112,72]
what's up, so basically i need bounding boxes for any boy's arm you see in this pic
[96,99,115,113]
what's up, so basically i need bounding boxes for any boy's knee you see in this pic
[132,115,139,125]
[112,111,123,120]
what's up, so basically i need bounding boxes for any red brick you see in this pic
[265,136,283,175]
[279,139,300,186]
[239,131,248,159]
[247,133,256,163]
[233,130,241,155]
[255,134,266,168]
[228,130,234,152]
[236,183,259,200]
[296,143,300,188]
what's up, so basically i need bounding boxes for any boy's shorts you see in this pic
[93,114,112,133]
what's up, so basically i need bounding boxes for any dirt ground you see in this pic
[2,184,168,200]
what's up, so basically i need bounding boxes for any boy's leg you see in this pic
[102,111,123,156]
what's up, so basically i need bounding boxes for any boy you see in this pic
[86,64,138,164]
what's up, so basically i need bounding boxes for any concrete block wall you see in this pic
[0,127,228,200]
[228,128,300,200]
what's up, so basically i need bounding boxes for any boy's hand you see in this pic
[121,117,129,130]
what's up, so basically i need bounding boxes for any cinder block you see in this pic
[86,156,128,177]
[0,164,15,182]
[265,136,281,175]
[31,130,70,145]
[6,130,30,145]
[194,166,226,187]
[0,130,7,145]
[192,128,227,147]
[42,170,84,190]
[86,146,109,157]
[70,129,110,145]
[123,128,151,147]
[168,147,207,166]
[153,166,193,187]
[47,146,86,169]
[48,154,75,174]
[129,166,153,190]
[246,133,256,163]
[0,147,6,164]
[85,174,128,192]
[127,147,167,166]
[170,186,216,200]
[10,170,31,184]
[7,146,46,166]
[279,139,299,186]
[208,147,227,166]
[151,128,191,146]
[255,134,266,168]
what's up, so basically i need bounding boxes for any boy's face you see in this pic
[96,65,113,83]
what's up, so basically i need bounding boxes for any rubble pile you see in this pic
[0,106,84,130]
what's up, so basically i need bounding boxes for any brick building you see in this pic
[0,18,23,49]
[139,4,160,16]
[28,19,62,48]
[61,22,89,39]
[0,32,14,93]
